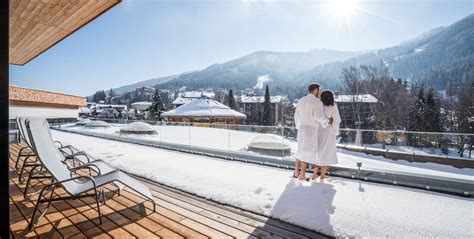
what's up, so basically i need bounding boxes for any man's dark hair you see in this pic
[308,84,320,93]
[320,90,335,106]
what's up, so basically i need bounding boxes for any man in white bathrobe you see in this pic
[293,84,332,180]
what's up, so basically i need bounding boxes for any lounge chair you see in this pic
[19,117,125,197]
[15,117,79,182]
[25,118,156,231]
[22,118,125,199]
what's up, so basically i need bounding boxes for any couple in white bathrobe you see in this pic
[293,83,341,181]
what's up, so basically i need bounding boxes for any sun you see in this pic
[327,0,359,19]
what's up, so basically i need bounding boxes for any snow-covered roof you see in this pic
[76,118,91,125]
[131,101,153,106]
[173,91,216,105]
[239,95,283,104]
[334,94,378,103]
[162,98,246,118]
[85,120,110,128]
[79,106,91,114]
[181,91,215,99]
[172,96,194,105]
[92,104,127,108]
[248,134,291,150]
[120,122,156,134]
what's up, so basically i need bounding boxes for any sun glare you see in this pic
[328,0,359,19]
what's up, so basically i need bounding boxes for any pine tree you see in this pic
[408,85,425,132]
[223,93,229,106]
[407,85,426,146]
[92,90,107,103]
[455,84,474,157]
[424,89,441,132]
[150,89,163,119]
[107,88,115,104]
[262,85,272,125]
[227,90,239,111]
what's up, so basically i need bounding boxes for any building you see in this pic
[335,93,379,128]
[130,101,152,111]
[162,97,246,124]
[238,95,285,125]
[172,91,216,107]
[88,103,128,118]
[9,85,86,122]
[215,88,226,103]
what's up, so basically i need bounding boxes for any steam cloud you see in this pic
[254,75,272,89]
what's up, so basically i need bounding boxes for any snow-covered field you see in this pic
[58,124,474,180]
[51,130,474,238]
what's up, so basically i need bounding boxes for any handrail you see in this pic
[84,118,474,137]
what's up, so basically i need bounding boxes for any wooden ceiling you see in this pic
[9,0,121,65]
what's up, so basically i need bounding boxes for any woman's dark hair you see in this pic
[320,90,335,106]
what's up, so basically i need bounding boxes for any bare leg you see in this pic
[293,159,300,178]
[311,165,320,180]
[298,162,308,180]
[320,166,328,179]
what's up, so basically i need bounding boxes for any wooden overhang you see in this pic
[9,0,121,65]
[9,85,86,109]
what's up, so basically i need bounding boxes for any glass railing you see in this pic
[51,120,474,196]
[337,128,473,159]
[62,119,474,161]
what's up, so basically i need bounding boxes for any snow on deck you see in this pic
[51,130,473,238]
[60,125,474,180]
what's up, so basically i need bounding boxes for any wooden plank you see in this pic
[147,196,252,238]
[102,188,200,239]
[154,228,185,239]
[98,196,165,235]
[141,179,320,239]
[104,187,209,239]
[146,189,286,239]
[9,183,64,238]
[9,197,39,238]
[8,150,102,238]
[8,156,83,238]
[8,144,327,238]
[9,168,127,238]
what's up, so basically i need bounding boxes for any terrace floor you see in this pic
[9,143,327,239]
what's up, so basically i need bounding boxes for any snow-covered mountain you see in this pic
[97,13,473,96]
[156,49,359,91]
[296,13,474,89]
[110,74,179,95]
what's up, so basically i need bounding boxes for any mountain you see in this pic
[97,13,473,97]
[110,74,179,95]
[296,14,474,90]
[94,49,358,96]
[156,49,359,91]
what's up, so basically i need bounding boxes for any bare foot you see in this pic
[311,174,319,181]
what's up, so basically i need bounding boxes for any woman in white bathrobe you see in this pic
[311,90,341,180]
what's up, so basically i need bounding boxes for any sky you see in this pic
[9,0,473,96]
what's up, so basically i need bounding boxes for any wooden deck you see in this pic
[9,143,328,238]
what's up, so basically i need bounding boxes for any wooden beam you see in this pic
[9,85,86,107]
[9,100,81,109]
[9,0,121,65]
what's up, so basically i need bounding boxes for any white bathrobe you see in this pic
[294,94,329,164]
[317,104,341,166]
